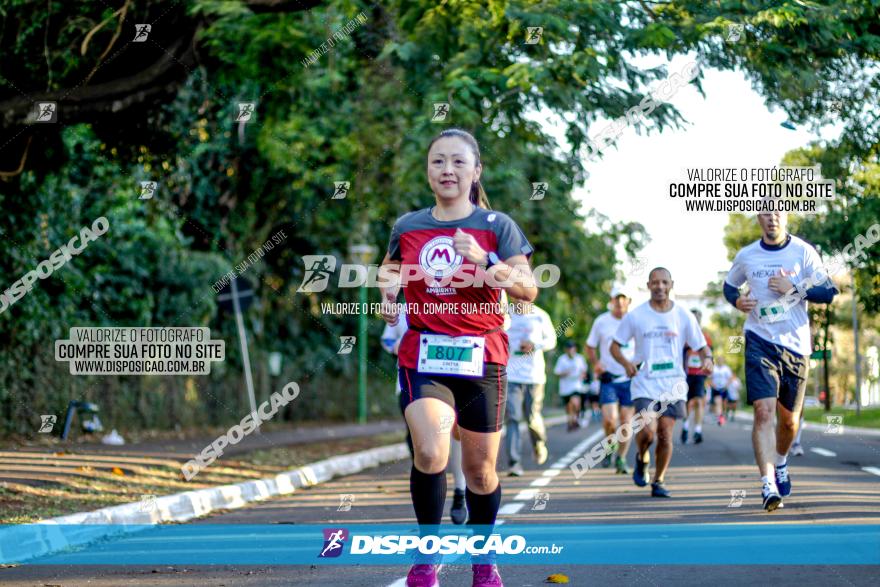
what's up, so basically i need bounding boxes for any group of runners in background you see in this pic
[377,128,836,586]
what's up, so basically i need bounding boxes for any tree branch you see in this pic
[0,135,33,179]
[0,35,194,127]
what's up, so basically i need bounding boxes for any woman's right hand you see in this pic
[380,290,399,326]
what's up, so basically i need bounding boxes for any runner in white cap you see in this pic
[586,285,635,473]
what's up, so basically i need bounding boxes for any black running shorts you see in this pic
[744,330,808,412]
[398,363,507,433]
[710,387,728,401]
[633,397,686,420]
[686,375,707,400]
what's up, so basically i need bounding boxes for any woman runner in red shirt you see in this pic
[379,128,538,587]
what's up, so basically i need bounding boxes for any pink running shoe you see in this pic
[406,563,440,587]
[472,563,503,587]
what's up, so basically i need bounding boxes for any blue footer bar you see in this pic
[1,524,878,565]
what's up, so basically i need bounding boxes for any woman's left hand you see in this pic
[453,228,488,265]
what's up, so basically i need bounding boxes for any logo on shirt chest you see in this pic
[419,236,463,283]
[752,265,799,279]
[644,330,676,339]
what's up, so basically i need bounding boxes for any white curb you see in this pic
[1,414,569,564]
[0,443,408,564]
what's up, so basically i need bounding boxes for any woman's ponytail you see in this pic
[470,180,491,210]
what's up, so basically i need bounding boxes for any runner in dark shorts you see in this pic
[724,210,837,511]
[380,128,538,587]
[681,309,712,445]
[586,286,636,473]
[610,267,712,498]
[581,366,600,425]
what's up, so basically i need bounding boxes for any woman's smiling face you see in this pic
[427,136,481,202]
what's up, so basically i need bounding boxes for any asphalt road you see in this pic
[4,413,880,586]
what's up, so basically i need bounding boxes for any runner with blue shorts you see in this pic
[586,286,635,473]
[724,211,837,511]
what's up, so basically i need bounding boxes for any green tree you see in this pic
[2,0,877,433]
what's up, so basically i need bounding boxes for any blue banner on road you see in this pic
[2,523,878,565]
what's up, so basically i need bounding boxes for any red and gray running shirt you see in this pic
[387,206,534,370]
[685,330,713,375]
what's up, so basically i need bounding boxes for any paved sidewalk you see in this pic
[0,419,405,486]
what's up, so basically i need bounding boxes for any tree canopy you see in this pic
[1,0,877,432]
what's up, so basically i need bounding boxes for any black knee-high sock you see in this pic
[465,483,502,526]
[410,466,446,527]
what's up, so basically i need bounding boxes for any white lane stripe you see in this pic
[558,429,606,465]
[542,469,561,477]
[497,502,524,515]
[549,462,567,469]
[862,466,880,477]
[514,488,538,501]
[810,447,837,457]
[529,477,551,487]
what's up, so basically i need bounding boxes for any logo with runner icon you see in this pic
[337,336,356,355]
[337,494,355,512]
[297,255,337,293]
[438,414,454,434]
[727,336,744,353]
[531,492,550,511]
[727,489,747,508]
[38,415,57,433]
[824,415,843,435]
[319,528,348,558]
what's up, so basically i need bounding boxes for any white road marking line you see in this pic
[514,488,538,501]
[549,462,567,469]
[497,502,524,515]
[810,447,837,457]
[542,469,561,477]
[529,477,551,487]
[862,466,880,477]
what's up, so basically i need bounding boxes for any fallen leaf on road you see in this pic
[111,467,125,476]
[546,573,569,583]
